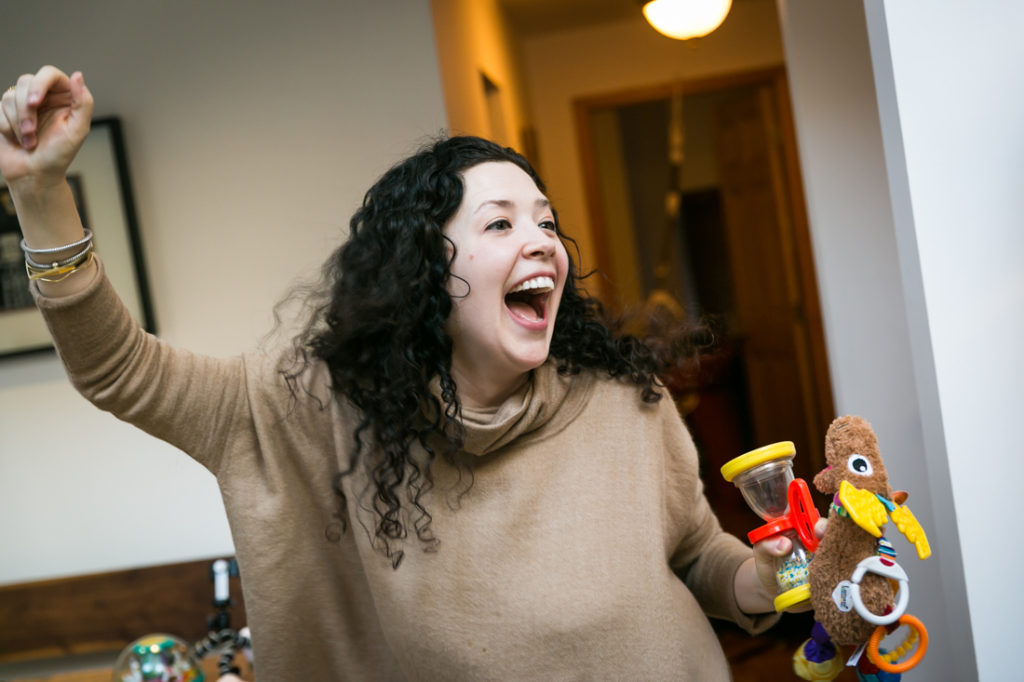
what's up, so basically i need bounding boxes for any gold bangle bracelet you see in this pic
[26,251,95,282]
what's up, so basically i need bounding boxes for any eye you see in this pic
[485,218,512,231]
[539,219,557,231]
[847,454,873,476]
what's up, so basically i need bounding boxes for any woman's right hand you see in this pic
[0,66,94,191]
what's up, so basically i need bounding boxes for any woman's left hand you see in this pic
[737,518,828,615]
[0,66,93,189]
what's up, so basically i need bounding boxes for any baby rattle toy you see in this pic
[720,441,821,613]
[722,416,932,681]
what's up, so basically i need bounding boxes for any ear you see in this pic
[813,466,835,494]
[893,490,909,505]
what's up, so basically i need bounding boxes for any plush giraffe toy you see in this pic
[793,416,931,681]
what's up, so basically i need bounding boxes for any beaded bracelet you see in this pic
[25,251,95,282]
[19,228,93,256]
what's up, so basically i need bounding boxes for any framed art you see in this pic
[0,117,155,357]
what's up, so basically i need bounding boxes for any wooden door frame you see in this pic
[572,66,836,452]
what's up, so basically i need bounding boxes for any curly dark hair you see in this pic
[284,135,674,568]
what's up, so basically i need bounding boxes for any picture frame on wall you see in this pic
[0,117,155,357]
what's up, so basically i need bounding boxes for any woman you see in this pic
[2,66,799,681]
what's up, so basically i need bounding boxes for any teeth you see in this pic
[508,276,554,294]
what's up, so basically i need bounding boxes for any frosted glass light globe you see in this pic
[642,0,733,40]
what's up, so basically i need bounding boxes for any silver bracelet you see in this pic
[24,241,94,270]
[20,228,93,255]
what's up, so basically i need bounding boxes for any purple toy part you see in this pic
[803,622,837,664]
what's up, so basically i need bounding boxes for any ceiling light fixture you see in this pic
[641,0,733,40]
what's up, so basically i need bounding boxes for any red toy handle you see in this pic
[745,478,821,549]
[747,516,793,545]
[788,478,821,552]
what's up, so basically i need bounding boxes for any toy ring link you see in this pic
[849,555,909,625]
[868,613,929,673]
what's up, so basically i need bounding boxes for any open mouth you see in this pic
[504,276,554,323]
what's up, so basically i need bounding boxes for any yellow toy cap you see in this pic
[720,441,796,482]
[774,583,811,612]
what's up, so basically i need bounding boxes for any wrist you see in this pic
[7,179,86,252]
[7,174,70,206]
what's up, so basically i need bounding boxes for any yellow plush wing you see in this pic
[838,480,888,537]
[891,504,932,560]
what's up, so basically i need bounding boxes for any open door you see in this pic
[575,68,833,532]
[713,82,829,483]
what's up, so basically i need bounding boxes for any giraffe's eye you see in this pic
[847,454,873,476]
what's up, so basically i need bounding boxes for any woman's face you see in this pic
[444,161,569,408]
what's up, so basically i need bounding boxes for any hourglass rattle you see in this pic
[720,441,821,612]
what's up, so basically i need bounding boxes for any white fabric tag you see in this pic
[832,580,855,612]
[847,642,867,666]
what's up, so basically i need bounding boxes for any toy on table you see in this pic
[722,417,932,681]
[113,633,204,682]
[192,558,252,678]
[113,558,252,682]
[721,441,822,613]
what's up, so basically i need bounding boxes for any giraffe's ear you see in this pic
[893,490,908,505]
[813,465,836,494]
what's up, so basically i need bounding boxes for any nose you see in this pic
[522,223,557,259]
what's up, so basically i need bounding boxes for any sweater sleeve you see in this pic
[661,400,781,635]
[32,256,248,474]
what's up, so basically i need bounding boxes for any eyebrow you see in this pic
[474,198,551,215]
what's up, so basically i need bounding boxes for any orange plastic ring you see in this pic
[867,613,928,673]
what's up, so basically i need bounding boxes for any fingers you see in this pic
[16,73,38,148]
[1,66,92,186]
[29,65,70,97]
[1,83,21,144]
[67,71,94,140]
[749,539,787,603]
[753,520,826,564]
[754,534,792,560]
[755,517,828,559]
[1,66,73,150]
[24,66,74,150]
[2,72,43,148]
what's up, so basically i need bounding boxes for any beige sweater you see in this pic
[36,258,775,681]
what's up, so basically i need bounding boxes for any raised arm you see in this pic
[0,66,95,297]
[2,67,261,473]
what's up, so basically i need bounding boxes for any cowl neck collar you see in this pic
[449,359,595,456]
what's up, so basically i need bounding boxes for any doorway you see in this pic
[574,67,834,536]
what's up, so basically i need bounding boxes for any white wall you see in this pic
[0,0,447,585]
[779,0,1024,679]
[863,2,1023,679]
